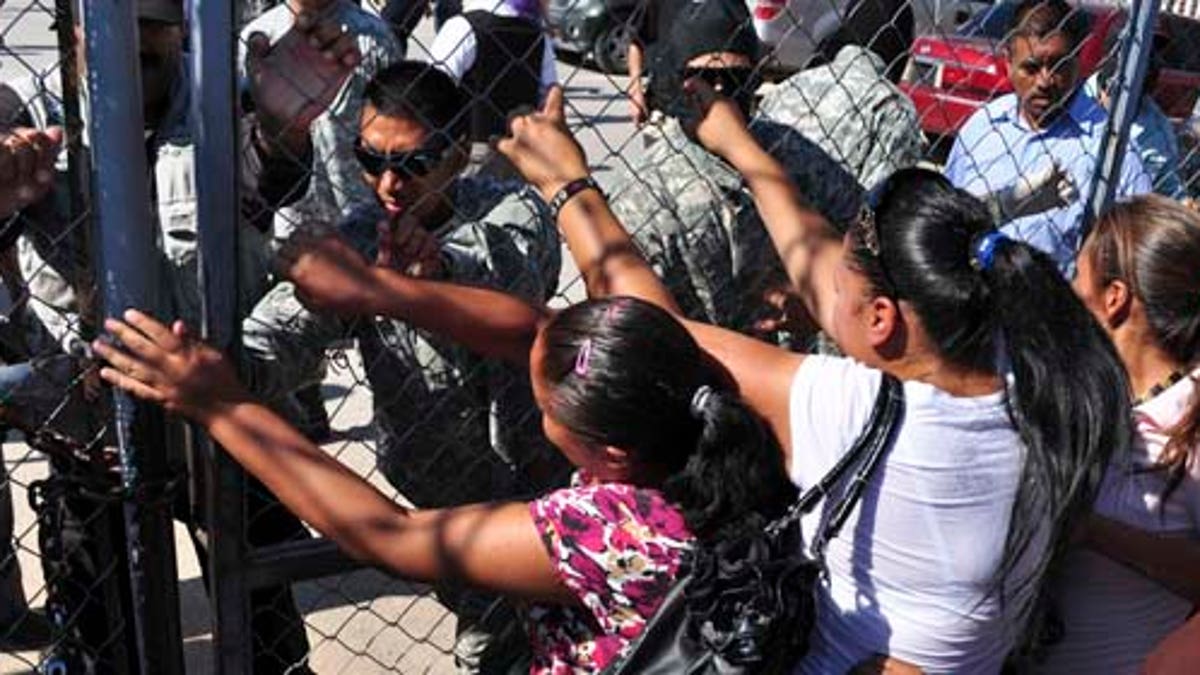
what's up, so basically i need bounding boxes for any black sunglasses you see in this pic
[354,137,449,179]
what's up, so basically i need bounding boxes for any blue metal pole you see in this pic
[1083,0,1158,236]
[81,1,184,672]
[189,0,253,671]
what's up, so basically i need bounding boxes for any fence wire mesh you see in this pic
[2,0,1197,672]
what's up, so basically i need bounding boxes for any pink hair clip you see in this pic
[574,338,593,377]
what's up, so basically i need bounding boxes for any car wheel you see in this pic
[593,21,634,74]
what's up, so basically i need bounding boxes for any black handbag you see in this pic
[601,374,905,675]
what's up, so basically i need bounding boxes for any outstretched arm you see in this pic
[93,311,571,603]
[497,86,803,460]
[281,233,550,368]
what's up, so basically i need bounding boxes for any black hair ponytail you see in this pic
[982,237,1133,612]
[661,387,796,541]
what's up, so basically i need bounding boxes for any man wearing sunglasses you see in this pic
[240,60,565,672]
[608,7,866,350]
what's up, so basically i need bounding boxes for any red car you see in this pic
[899,1,1200,140]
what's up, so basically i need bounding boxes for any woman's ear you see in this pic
[865,295,901,350]
[599,445,632,476]
[1102,279,1133,329]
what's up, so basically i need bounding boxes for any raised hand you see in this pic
[280,232,382,317]
[93,310,247,421]
[0,126,62,219]
[246,12,361,145]
[752,285,817,342]
[681,77,756,163]
[495,85,590,203]
[376,217,442,279]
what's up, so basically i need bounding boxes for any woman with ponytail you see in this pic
[488,84,1133,672]
[1035,195,1200,673]
[91,292,795,673]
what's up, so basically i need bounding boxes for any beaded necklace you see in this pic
[1132,370,1187,407]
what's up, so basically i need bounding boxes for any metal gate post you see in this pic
[1083,0,1159,237]
[81,0,185,673]
[189,0,254,672]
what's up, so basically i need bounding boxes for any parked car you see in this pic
[546,0,914,77]
[545,0,642,74]
[900,1,1200,139]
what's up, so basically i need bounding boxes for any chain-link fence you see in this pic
[2,0,1195,672]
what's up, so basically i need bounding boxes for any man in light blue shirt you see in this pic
[945,0,1153,273]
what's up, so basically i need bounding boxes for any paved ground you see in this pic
[0,2,635,672]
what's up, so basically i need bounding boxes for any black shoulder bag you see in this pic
[601,374,905,675]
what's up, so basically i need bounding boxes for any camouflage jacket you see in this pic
[241,178,565,507]
[758,45,923,192]
[240,1,405,237]
[609,116,862,343]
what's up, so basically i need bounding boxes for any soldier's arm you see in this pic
[864,100,924,191]
[240,282,342,402]
[18,237,90,359]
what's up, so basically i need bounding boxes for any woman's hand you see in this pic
[681,77,758,165]
[92,310,247,422]
[496,85,590,203]
[281,232,384,316]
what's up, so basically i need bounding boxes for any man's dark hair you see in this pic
[363,61,468,145]
[1009,0,1090,49]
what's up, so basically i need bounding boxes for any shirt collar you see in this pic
[1134,367,1200,429]
[999,88,1104,136]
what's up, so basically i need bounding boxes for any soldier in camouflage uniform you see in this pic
[241,61,566,672]
[241,0,405,439]
[609,11,866,349]
[757,45,924,193]
[0,3,360,671]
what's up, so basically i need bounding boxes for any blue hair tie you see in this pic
[971,230,1008,272]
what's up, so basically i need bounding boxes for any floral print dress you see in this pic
[526,472,694,674]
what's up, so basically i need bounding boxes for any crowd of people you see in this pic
[1,0,1199,673]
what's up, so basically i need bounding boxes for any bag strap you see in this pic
[810,374,904,556]
[765,373,904,541]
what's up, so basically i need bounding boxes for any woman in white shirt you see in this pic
[1035,195,1200,673]
[490,83,1134,672]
